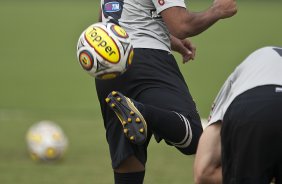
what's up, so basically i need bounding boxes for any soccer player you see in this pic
[194,46,282,184]
[96,0,237,183]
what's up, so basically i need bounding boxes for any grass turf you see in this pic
[0,1,281,183]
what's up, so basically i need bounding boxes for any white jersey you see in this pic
[208,46,282,126]
[100,0,186,52]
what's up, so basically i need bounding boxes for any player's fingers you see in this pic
[183,40,196,60]
[182,54,191,63]
[177,45,192,63]
[190,45,196,60]
[183,48,196,63]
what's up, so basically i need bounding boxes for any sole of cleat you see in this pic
[106,91,147,145]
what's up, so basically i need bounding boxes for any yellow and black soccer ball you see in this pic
[77,22,134,80]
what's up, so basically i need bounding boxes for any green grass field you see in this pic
[0,1,281,183]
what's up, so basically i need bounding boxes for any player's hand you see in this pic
[180,39,196,63]
[212,0,237,19]
[170,35,196,63]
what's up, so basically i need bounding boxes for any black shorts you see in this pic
[95,48,200,169]
[222,85,282,184]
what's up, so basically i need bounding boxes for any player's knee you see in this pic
[114,155,145,173]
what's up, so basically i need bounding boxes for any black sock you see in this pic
[114,171,145,184]
[140,104,202,154]
[143,104,188,142]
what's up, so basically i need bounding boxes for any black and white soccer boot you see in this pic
[105,91,147,145]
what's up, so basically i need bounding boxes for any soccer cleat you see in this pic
[106,91,147,145]
[105,98,111,103]
[124,128,129,134]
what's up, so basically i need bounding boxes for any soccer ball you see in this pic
[26,120,68,162]
[76,22,134,80]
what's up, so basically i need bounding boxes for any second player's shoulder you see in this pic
[252,46,282,57]
[239,46,281,67]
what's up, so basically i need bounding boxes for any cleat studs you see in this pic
[122,121,127,126]
[139,128,144,133]
[127,118,132,123]
[105,98,110,103]
[130,111,135,115]
[130,136,135,141]
[112,91,117,96]
[136,118,141,123]
[124,129,129,134]
[117,97,122,102]
[111,103,116,108]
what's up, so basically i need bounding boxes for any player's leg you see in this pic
[135,87,203,155]
[104,48,202,154]
[99,108,151,184]
[114,156,146,184]
[95,48,202,183]
[221,85,282,184]
[106,87,202,154]
[95,80,152,184]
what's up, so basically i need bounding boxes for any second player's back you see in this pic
[233,46,282,89]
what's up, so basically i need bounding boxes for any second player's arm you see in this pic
[194,122,222,184]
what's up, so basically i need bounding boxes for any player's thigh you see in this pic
[136,87,198,118]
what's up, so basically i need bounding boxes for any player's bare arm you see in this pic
[170,35,196,63]
[194,122,222,184]
[161,0,237,39]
